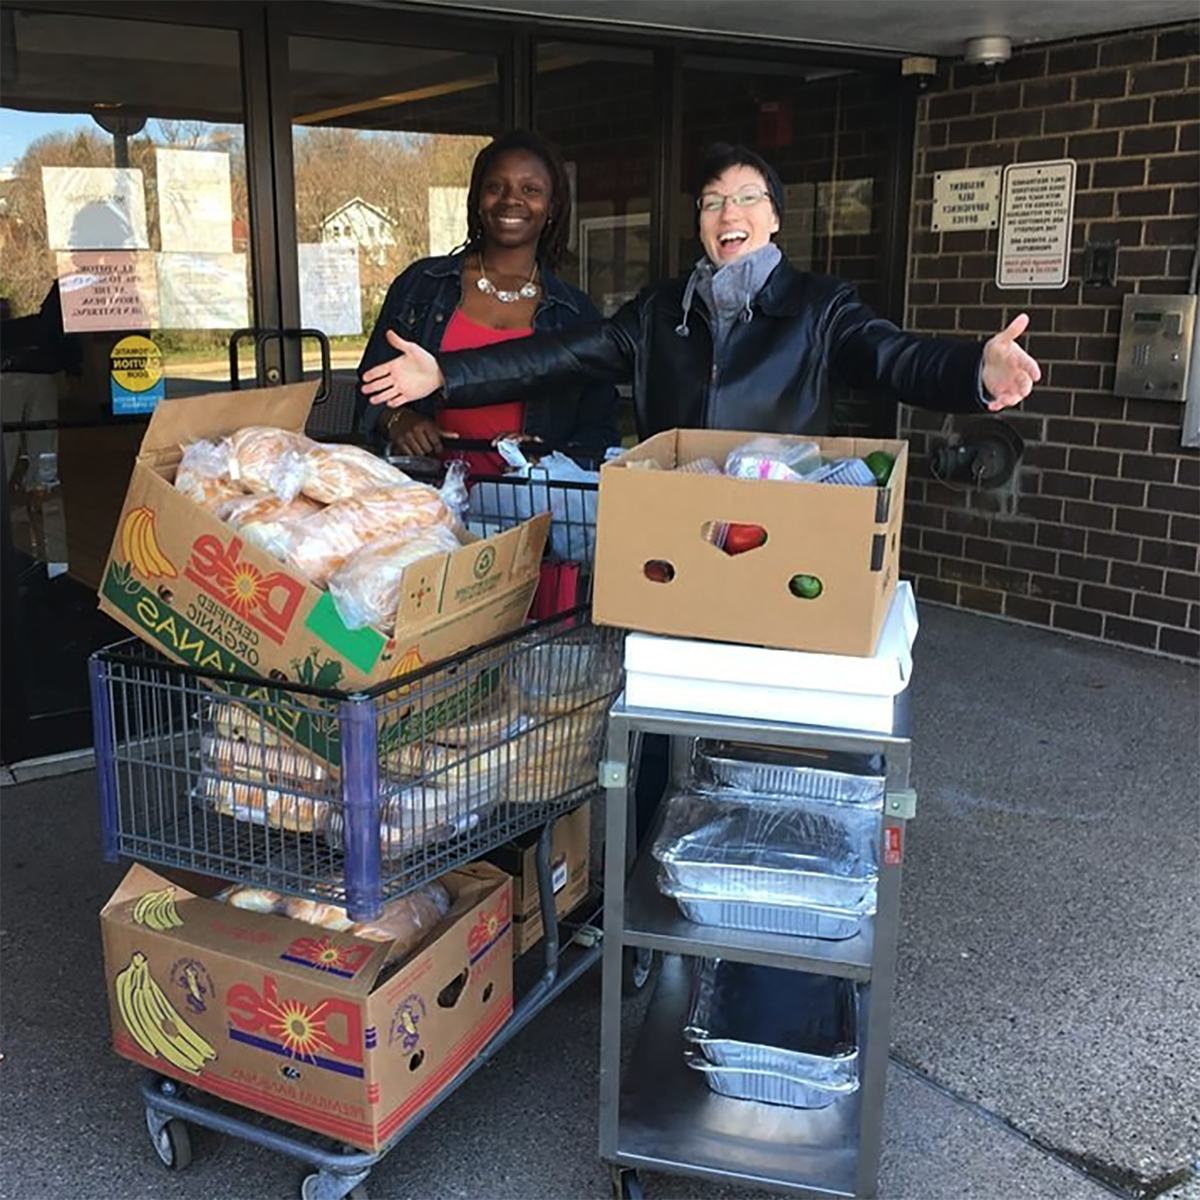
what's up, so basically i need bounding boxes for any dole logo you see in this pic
[184,532,305,645]
[280,933,376,980]
[226,971,364,1069]
[467,894,511,960]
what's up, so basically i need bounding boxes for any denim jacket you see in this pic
[356,251,620,460]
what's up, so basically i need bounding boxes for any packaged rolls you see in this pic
[301,443,412,504]
[276,483,455,587]
[327,524,464,632]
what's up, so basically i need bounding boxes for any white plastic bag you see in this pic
[465,439,599,562]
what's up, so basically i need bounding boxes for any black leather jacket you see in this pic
[439,256,989,437]
[356,251,620,456]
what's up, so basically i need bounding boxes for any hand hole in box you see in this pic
[408,1049,425,1071]
[436,968,469,1008]
[788,573,824,600]
[482,981,494,1003]
[643,559,676,584]
[700,521,768,557]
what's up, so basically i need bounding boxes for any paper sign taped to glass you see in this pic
[57,251,160,333]
[42,165,150,251]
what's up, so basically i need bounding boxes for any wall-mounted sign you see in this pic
[932,167,1000,231]
[111,334,164,416]
[996,159,1076,289]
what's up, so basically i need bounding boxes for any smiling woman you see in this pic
[355,128,620,473]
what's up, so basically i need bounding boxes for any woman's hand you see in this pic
[981,313,1041,411]
[384,408,457,456]
[361,330,445,407]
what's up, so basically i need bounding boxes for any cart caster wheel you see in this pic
[300,1172,369,1200]
[146,1112,192,1171]
[611,1166,644,1199]
[622,945,655,996]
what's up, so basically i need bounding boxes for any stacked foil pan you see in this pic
[653,741,885,940]
[684,958,859,1108]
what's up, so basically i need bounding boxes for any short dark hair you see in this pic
[696,142,785,221]
[463,129,573,270]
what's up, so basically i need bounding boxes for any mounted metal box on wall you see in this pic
[1113,293,1196,403]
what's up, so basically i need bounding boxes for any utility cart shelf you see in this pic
[600,697,914,1200]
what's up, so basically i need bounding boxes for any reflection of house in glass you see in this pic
[319,197,396,265]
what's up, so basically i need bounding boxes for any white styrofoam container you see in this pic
[623,581,917,733]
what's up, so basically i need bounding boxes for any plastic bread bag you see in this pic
[321,783,484,862]
[197,774,327,833]
[175,438,246,510]
[226,426,315,503]
[350,882,452,963]
[200,733,330,787]
[276,482,454,587]
[215,491,325,560]
[327,523,464,632]
[301,442,413,504]
[725,436,823,482]
[214,885,287,914]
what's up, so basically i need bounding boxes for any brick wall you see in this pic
[902,22,1199,660]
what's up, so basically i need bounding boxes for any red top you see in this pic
[438,309,531,476]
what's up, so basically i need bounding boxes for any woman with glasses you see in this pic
[361,140,1040,438]
[355,129,619,474]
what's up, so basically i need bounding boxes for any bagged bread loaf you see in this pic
[351,882,452,961]
[227,426,314,502]
[281,896,356,931]
[217,491,325,560]
[277,483,454,587]
[301,443,411,504]
[201,734,329,786]
[327,524,463,632]
[199,774,327,833]
[176,438,246,511]
[214,885,286,914]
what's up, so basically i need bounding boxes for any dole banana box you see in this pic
[96,381,550,767]
[100,862,513,1152]
[593,429,909,657]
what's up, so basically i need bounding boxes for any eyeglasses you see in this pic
[696,187,771,213]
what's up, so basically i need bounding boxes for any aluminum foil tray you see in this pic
[683,1057,857,1109]
[683,959,859,1107]
[653,793,879,909]
[691,740,885,807]
[665,888,873,940]
[686,958,858,1078]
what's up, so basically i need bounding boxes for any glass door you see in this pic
[0,4,262,761]
[274,10,508,442]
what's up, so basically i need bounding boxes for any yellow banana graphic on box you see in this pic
[131,886,183,931]
[114,952,216,1075]
[120,506,177,581]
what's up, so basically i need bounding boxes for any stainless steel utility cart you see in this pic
[598,700,914,1200]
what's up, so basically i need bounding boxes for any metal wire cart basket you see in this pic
[88,468,624,1198]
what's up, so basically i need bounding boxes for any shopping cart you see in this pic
[89,470,624,1199]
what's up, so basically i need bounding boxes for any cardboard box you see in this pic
[593,429,908,657]
[100,861,513,1152]
[624,581,918,733]
[485,803,591,955]
[96,382,550,764]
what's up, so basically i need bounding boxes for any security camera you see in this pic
[963,36,1011,68]
[901,56,939,91]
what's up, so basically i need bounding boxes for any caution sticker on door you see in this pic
[111,334,164,416]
